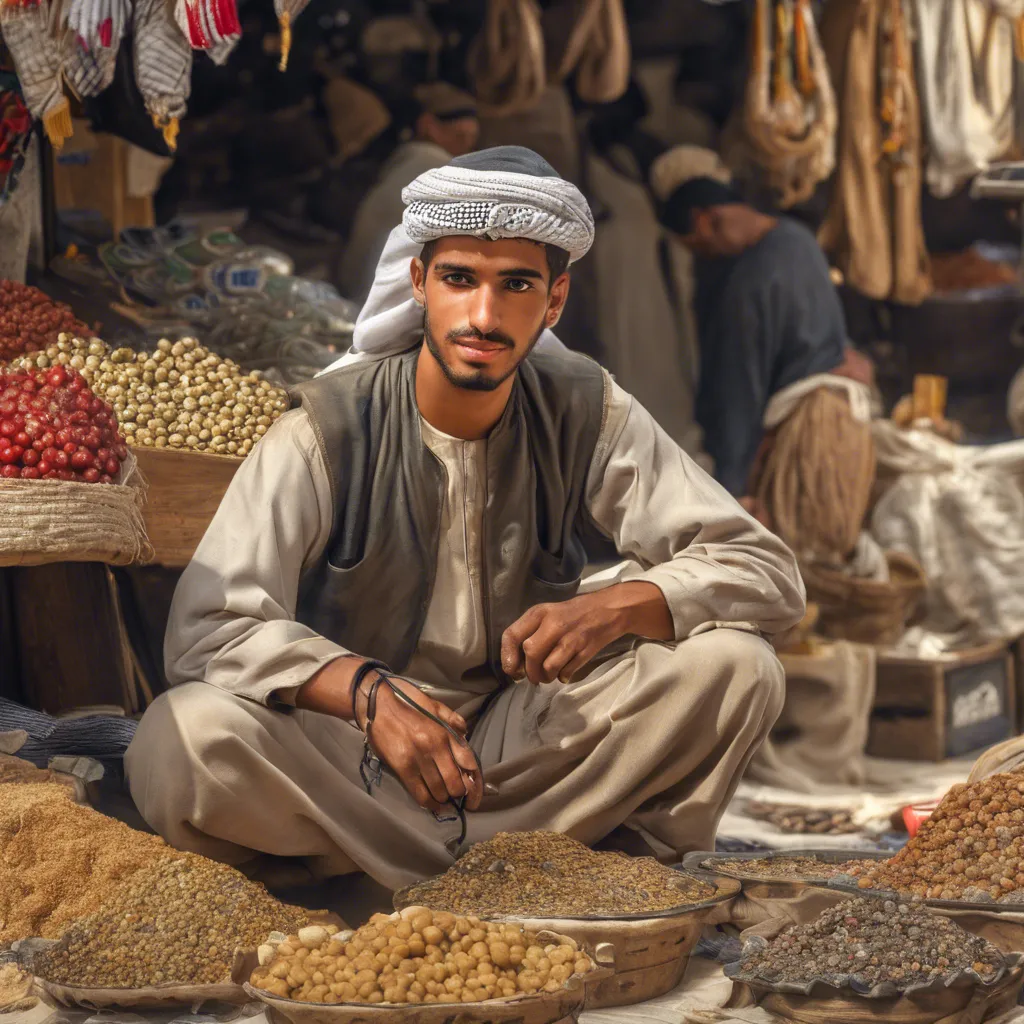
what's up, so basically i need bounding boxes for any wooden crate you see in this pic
[131,447,242,568]
[54,121,158,236]
[867,641,1016,761]
[7,563,136,714]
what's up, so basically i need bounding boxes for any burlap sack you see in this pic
[705,881,847,931]
[748,641,876,791]
[0,453,152,567]
[28,938,251,1011]
[0,753,89,803]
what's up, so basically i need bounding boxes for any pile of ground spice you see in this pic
[400,832,714,917]
[704,855,874,882]
[735,897,1005,991]
[844,773,1024,902]
[0,782,182,945]
[36,855,309,988]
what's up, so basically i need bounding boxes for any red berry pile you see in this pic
[0,366,128,483]
[0,280,93,361]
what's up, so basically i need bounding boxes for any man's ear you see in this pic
[544,272,571,329]
[410,257,427,306]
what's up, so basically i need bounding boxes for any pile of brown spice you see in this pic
[399,832,714,918]
[36,855,309,988]
[846,772,1024,902]
[0,782,182,945]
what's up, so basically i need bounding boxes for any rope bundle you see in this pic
[753,387,926,645]
[744,0,837,208]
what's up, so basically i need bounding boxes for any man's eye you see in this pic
[443,273,469,285]
[506,279,532,292]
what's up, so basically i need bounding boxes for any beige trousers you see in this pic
[126,630,784,891]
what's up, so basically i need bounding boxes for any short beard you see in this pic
[423,308,544,392]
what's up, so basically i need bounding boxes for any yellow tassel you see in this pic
[772,1,796,105]
[278,10,291,72]
[43,97,73,149]
[794,0,815,98]
[151,114,179,151]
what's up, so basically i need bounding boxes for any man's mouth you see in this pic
[452,339,509,363]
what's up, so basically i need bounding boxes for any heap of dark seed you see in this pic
[738,898,1005,991]
[401,832,714,917]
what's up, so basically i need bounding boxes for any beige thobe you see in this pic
[126,370,804,889]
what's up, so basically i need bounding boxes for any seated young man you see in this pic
[126,147,805,890]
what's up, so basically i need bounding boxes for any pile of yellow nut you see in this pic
[249,907,594,1005]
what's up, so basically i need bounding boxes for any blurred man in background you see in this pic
[651,145,872,500]
[339,83,480,303]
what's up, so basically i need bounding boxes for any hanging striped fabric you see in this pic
[0,0,72,145]
[133,0,192,147]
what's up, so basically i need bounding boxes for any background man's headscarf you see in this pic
[322,146,595,372]
[649,145,742,237]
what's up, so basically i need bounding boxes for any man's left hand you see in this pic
[500,581,674,684]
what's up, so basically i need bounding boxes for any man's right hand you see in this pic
[296,658,483,813]
[366,677,483,813]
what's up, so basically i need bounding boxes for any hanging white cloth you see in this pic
[910,0,1024,197]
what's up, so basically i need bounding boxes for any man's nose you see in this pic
[467,285,501,336]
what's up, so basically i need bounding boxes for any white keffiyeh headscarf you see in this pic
[322,146,594,372]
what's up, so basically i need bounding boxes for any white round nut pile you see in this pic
[249,907,594,1005]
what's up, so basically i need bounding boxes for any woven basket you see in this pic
[801,551,926,646]
[0,453,153,567]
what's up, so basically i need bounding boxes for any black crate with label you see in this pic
[867,641,1016,761]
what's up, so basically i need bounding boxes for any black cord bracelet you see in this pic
[348,659,390,731]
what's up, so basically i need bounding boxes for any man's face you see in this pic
[410,236,569,392]
[680,206,750,258]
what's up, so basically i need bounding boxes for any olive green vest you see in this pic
[292,345,608,680]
